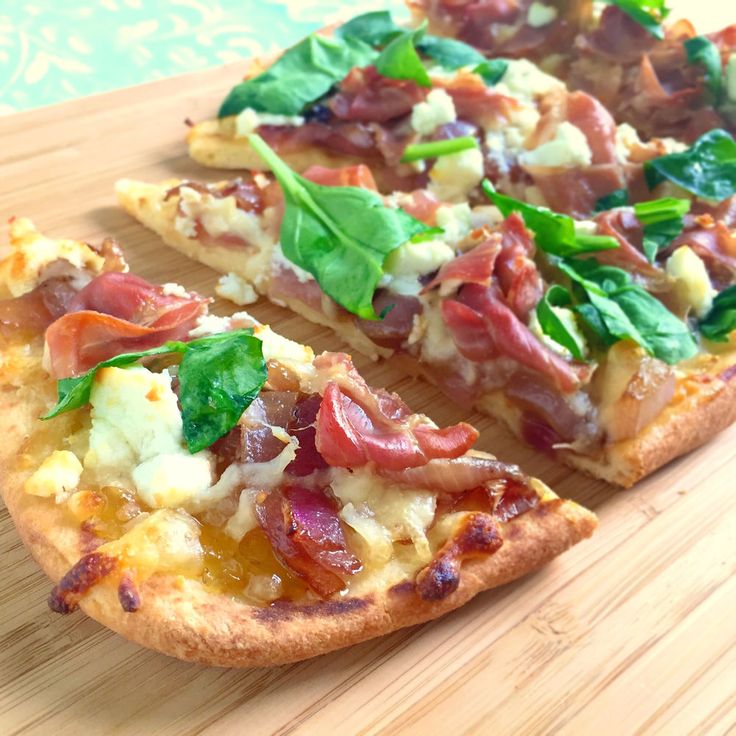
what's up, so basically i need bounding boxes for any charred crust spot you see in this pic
[48,552,117,614]
[416,558,460,601]
[254,596,370,623]
[117,574,141,613]
[415,513,503,602]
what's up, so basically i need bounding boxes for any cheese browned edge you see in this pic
[0,226,596,668]
[117,178,736,489]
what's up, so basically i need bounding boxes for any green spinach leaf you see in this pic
[557,258,698,363]
[602,0,670,40]
[644,129,736,201]
[684,35,723,105]
[218,34,376,117]
[482,180,619,256]
[594,189,629,212]
[699,285,736,342]
[536,285,587,360]
[335,10,401,46]
[248,133,430,320]
[633,197,690,262]
[375,23,431,87]
[401,136,478,163]
[417,35,485,70]
[473,59,509,85]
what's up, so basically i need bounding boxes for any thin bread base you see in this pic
[116,179,736,487]
[0,346,596,668]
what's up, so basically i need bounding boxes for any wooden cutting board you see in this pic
[2,16,736,736]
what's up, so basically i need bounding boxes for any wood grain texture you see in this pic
[1,3,735,733]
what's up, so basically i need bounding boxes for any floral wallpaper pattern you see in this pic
[0,0,407,114]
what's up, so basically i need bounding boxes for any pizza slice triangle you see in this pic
[0,219,595,667]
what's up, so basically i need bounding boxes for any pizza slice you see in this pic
[117,137,736,487]
[0,218,596,667]
[186,9,699,218]
[414,0,736,142]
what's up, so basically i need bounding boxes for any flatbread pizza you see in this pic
[0,219,596,666]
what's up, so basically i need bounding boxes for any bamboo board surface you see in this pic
[1,6,736,735]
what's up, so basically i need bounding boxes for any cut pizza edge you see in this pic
[0,219,596,668]
[116,177,736,488]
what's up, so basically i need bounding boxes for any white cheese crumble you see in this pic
[494,58,565,104]
[527,1,559,27]
[520,122,593,168]
[666,245,717,318]
[235,107,305,138]
[24,450,83,501]
[436,203,473,244]
[215,272,259,305]
[161,282,189,298]
[410,88,457,136]
[428,147,485,202]
[84,366,214,509]
[382,238,455,295]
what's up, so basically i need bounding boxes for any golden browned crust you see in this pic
[0,345,595,667]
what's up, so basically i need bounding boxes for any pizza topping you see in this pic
[316,380,477,470]
[330,66,427,123]
[378,454,525,494]
[255,484,362,597]
[0,277,78,336]
[24,450,83,500]
[665,245,717,318]
[699,285,736,342]
[644,129,736,201]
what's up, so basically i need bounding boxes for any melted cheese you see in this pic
[494,58,565,103]
[383,238,455,296]
[527,1,558,26]
[436,203,473,243]
[330,468,436,566]
[24,450,83,500]
[99,509,203,577]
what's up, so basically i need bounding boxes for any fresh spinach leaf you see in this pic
[602,0,670,40]
[43,330,267,454]
[179,331,267,453]
[248,133,430,320]
[633,197,690,262]
[684,35,723,105]
[218,34,376,117]
[536,285,587,360]
[699,285,736,342]
[335,10,401,46]
[417,35,485,70]
[401,136,478,163]
[473,59,509,86]
[594,189,629,212]
[375,23,431,87]
[644,128,736,201]
[481,180,619,256]
[557,258,698,363]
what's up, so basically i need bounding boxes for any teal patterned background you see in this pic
[0,0,406,114]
